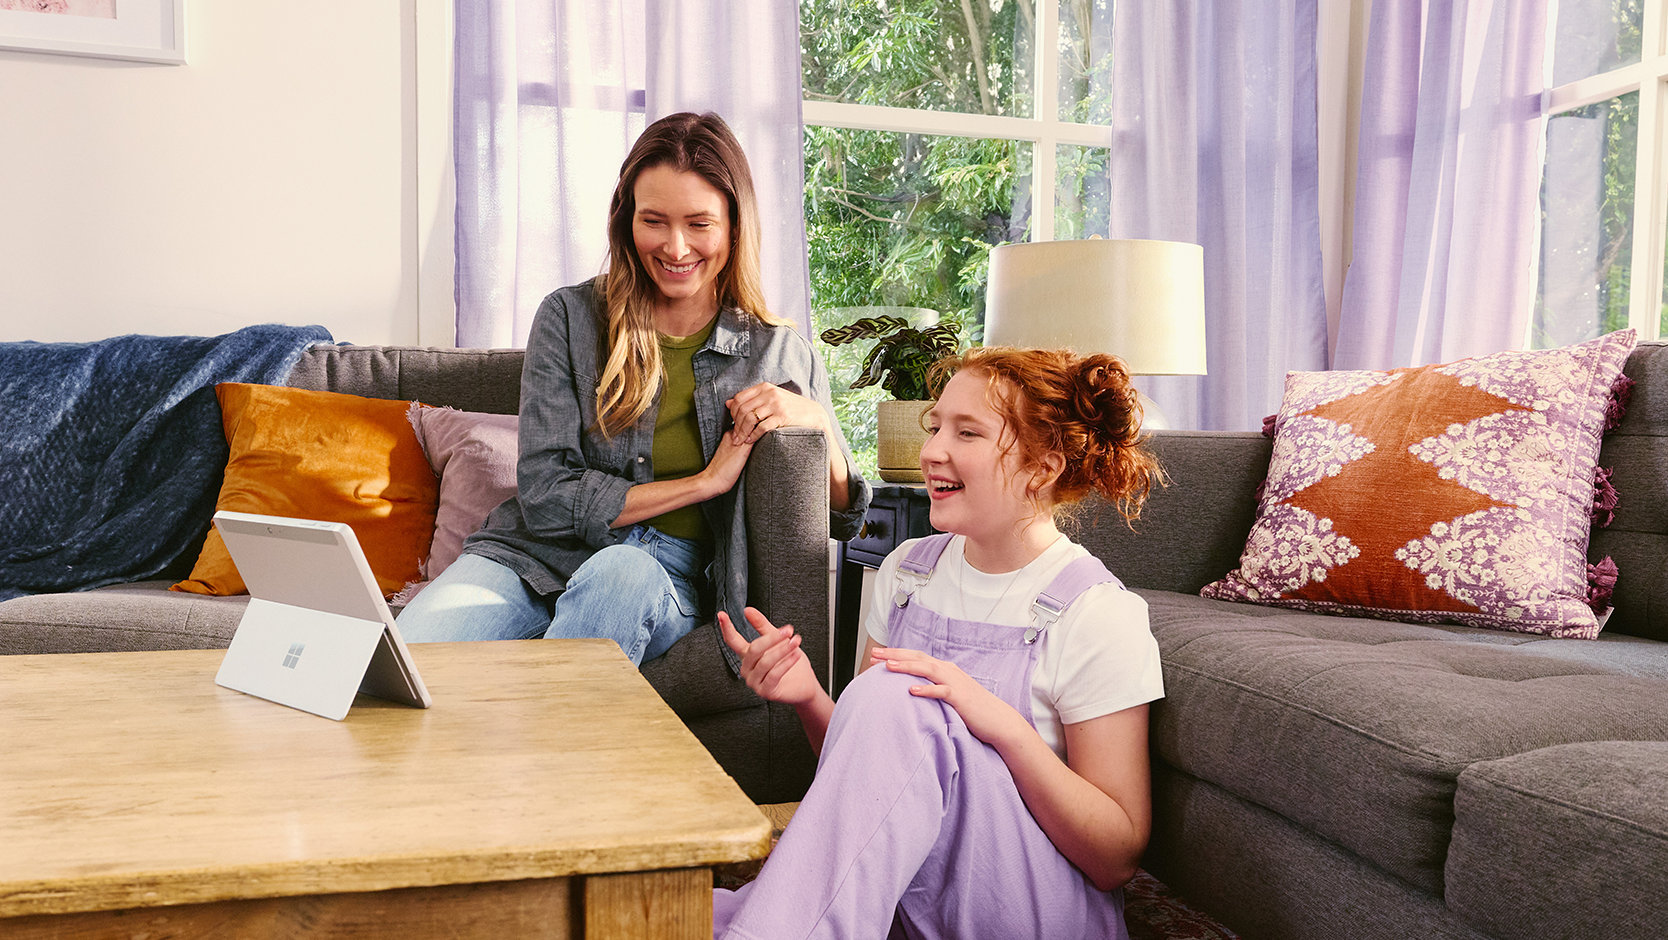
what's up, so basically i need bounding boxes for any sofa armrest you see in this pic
[1068,430,1271,594]
[741,426,833,684]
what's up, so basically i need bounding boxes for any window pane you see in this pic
[1552,0,1643,85]
[1055,144,1110,239]
[1537,92,1638,347]
[800,0,1032,117]
[1057,0,1113,123]
[1661,214,1668,337]
[805,126,1028,474]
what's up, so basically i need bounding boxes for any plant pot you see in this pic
[876,399,930,483]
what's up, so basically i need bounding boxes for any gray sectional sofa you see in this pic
[0,344,834,805]
[10,339,1664,937]
[1071,342,1668,939]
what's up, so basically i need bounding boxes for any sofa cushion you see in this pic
[1446,741,1668,940]
[172,383,439,598]
[1141,589,1668,894]
[0,580,246,654]
[1203,330,1635,638]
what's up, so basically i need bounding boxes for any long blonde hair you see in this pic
[595,111,786,437]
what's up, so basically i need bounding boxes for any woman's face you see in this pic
[631,164,731,314]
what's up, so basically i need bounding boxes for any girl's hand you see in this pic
[870,647,1031,747]
[718,607,823,707]
[727,382,830,445]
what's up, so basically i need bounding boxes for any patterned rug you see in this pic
[717,804,1242,939]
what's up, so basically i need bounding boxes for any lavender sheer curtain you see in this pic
[648,0,811,332]
[453,0,811,348]
[1109,0,1329,431]
[1332,0,1549,370]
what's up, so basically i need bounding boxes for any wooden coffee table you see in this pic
[0,640,771,938]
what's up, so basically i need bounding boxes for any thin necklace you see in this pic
[956,552,1026,622]
[956,533,1068,623]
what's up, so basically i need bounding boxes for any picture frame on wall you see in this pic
[0,0,184,65]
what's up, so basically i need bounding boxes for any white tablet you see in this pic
[212,510,432,719]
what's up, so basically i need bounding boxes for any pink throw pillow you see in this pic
[406,404,519,585]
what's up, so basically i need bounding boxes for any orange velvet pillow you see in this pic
[172,383,439,598]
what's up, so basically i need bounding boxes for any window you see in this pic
[1537,0,1668,346]
[800,0,1112,473]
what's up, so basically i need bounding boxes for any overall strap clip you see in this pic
[1025,555,1125,644]
[1024,596,1068,644]
[893,533,955,608]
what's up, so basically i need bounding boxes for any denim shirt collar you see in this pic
[704,306,753,359]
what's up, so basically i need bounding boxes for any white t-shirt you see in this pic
[863,534,1164,759]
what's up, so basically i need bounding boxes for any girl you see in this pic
[398,112,870,666]
[716,345,1164,939]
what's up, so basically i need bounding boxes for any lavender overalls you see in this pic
[715,534,1131,939]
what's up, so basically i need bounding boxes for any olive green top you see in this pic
[646,317,719,542]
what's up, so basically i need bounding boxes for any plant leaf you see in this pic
[818,315,910,346]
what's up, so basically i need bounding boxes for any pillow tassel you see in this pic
[1591,465,1619,528]
[391,579,427,608]
[1586,557,1619,614]
[1604,373,1636,433]
[1261,413,1278,438]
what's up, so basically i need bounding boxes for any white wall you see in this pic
[0,0,454,346]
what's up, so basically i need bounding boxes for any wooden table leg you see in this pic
[582,869,711,939]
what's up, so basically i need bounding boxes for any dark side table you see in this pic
[833,484,936,697]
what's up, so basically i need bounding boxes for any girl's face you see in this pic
[631,164,731,314]
[920,370,1042,541]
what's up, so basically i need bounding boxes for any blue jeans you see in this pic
[395,525,709,666]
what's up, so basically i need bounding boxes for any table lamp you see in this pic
[983,237,1206,428]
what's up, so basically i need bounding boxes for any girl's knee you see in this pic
[842,665,921,704]
[831,668,953,736]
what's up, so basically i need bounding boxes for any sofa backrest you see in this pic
[1064,430,1271,598]
[285,345,524,414]
[1592,341,1668,641]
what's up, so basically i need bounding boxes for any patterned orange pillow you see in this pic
[1202,330,1635,638]
[172,384,439,598]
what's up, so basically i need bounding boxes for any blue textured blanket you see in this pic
[0,325,333,601]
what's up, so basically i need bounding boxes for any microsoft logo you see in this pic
[282,642,305,669]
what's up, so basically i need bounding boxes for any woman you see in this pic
[716,346,1164,938]
[398,111,870,666]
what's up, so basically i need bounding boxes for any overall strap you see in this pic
[1024,555,1124,644]
[893,533,955,609]
[900,533,954,576]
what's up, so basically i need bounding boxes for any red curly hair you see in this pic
[927,346,1162,524]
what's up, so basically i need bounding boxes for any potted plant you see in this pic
[820,311,964,482]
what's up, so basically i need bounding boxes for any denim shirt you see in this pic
[463,281,872,668]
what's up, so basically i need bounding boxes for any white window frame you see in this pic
[799,2,1111,244]
[1544,0,1668,340]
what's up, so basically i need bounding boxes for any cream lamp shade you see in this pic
[983,238,1207,376]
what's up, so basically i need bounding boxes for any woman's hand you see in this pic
[727,381,830,445]
[870,647,1032,748]
[700,428,754,492]
[726,381,853,512]
[718,607,824,708]
[610,429,751,529]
